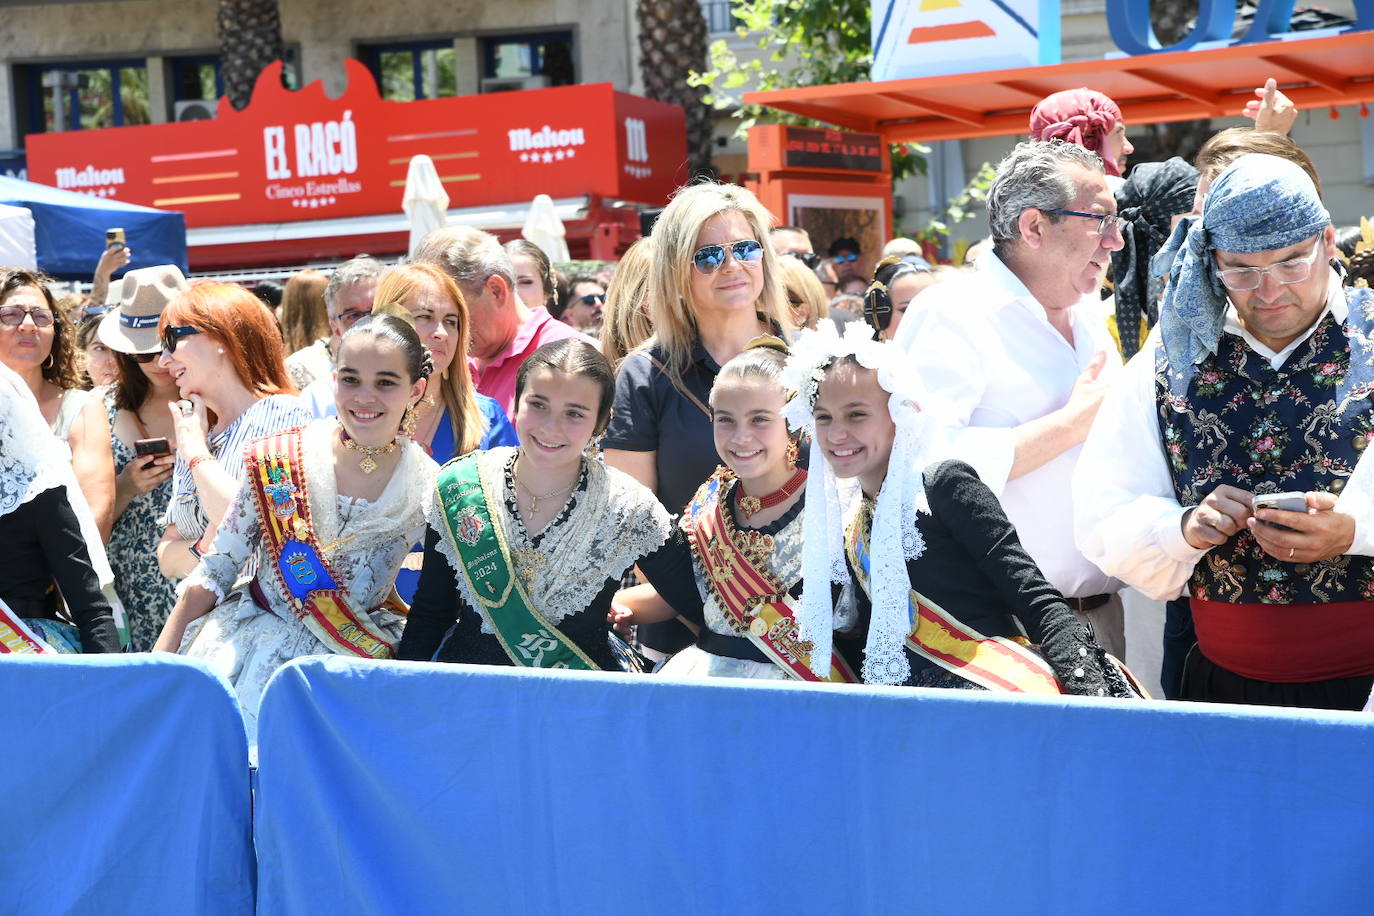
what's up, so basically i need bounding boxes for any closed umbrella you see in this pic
[521,193,569,264]
[0,203,37,268]
[402,155,449,258]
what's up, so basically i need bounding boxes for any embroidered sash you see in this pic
[246,431,395,659]
[684,469,857,683]
[847,513,1063,694]
[0,597,55,654]
[435,455,598,670]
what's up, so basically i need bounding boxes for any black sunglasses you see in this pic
[692,239,765,275]
[783,251,822,270]
[576,293,606,306]
[161,325,202,355]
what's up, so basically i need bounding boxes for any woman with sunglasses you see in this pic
[0,268,116,542]
[603,181,791,663]
[94,266,191,650]
[156,283,311,581]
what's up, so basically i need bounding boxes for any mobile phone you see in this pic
[106,227,125,250]
[1253,491,1307,529]
[134,437,171,457]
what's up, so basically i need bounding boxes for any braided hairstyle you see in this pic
[339,313,434,382]
[862,256,930,334]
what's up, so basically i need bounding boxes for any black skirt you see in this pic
[1181,647,1374,712]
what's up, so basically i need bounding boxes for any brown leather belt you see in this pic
[1067,593,1112,613]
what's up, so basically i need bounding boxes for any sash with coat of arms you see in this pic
[246,430,397,659]
[683,468,857,683]
[433,453,599,670]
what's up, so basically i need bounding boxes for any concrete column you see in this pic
[453,36,480,96]
[0,66,17,151]
[146,56,170,124]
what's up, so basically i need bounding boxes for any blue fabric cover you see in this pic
[256,657,1373,915]
[0,175,188,279]
[0,654,254,915]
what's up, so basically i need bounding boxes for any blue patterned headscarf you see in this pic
[1154,154,1330,368]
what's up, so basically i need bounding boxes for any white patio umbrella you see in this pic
[521,193,570,263]
[0,203,37,269]
[402,155,449,258]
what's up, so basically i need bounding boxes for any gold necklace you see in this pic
[513,457,578,515]
[338,423,397,474]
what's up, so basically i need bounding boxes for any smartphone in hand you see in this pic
[1252,491,1307,530]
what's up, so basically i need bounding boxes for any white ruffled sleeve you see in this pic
[1337,447,1374,556]
[178,473,263,603]
[1073,349,1208,601]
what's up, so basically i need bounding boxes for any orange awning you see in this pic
[743,31,1374,143]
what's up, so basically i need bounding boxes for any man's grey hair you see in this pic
[987,140,1105,256]
[324,255,386,309]
[411,225,516,293]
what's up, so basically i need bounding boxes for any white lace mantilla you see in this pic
[429,447,671,634]
[181,419,435,614]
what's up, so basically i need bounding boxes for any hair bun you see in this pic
[743,334,788,355]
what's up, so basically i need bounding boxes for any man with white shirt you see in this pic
[1074,154,1374,710]
[894,140,1128,656]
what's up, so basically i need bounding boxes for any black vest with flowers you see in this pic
[1154,290,1374,605]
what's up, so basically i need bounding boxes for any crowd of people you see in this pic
[4,81,1374,739]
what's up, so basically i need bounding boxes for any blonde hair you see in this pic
[646,182,790,379]
[776,255,829,329]
[599,236,656,365]
[373,263,484,456]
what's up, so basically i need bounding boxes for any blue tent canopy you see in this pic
[0,175,187,280]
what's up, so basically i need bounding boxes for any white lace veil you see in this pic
[0,362,116,591]
[781,323,942,685]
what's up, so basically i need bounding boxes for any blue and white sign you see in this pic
[871,0,1061,82]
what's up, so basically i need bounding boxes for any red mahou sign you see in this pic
[26,61,689,229]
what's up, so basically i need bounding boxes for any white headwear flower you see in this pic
[782,323,942,685]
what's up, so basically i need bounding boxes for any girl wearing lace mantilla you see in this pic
[789,323,1132,696]
[612,338,858,681]
[399,340,670,670]
[153,316,439,739]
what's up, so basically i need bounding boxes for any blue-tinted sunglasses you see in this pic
[692,239,764,274]
[833,251,859,262]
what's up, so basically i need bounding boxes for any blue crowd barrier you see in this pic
[255,657,1374,915]
[0,654,255,916]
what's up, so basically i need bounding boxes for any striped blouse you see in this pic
[162,394,312,543]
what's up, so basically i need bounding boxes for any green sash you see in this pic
[435,455,598,670]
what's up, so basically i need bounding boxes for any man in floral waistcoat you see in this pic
[1074,153,1374,710]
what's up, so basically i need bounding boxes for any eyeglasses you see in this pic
[576,293,606,306]
[335,308,371,327]
[132,352,159,364]
[832,251,859,263]
[692,239,765,274]
[161,325,202,356]
[1215,236,1326,292]
[0,306,55,328]
[782,251,822,270]
[1040,208,1124,237]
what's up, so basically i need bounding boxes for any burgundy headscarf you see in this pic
[1030,88,1125,176]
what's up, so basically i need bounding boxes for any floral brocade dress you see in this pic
[103,390,178,652]
[178,420,436,743]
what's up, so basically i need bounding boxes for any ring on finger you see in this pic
[1288,547,1295,560]
[178,400,194,416]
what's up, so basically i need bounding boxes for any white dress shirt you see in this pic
[893,251,1123,598]
[1073,272,1374,601]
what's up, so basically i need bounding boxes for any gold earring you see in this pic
[785,438,799,470]
[400,404,418,438]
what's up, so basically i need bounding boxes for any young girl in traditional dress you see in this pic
[610,338,858,681]
[153,315,439,739]
[784,322,1129,696]
[398,339,670,670]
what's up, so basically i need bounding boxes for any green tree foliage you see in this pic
[690,0,928,178]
